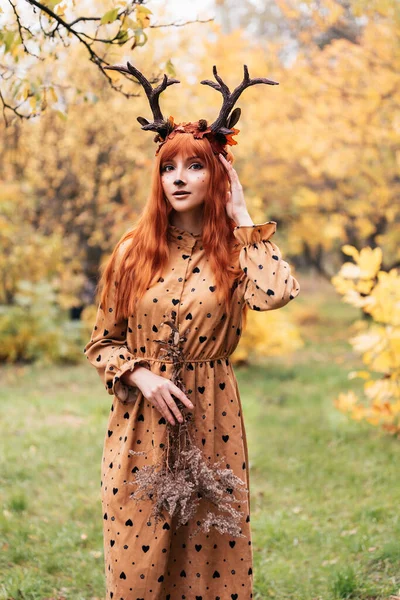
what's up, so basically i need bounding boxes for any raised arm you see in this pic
[233,220,300,311]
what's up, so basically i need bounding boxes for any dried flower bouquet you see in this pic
[126,311,248,539]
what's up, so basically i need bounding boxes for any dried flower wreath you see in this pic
[104,61,279,157]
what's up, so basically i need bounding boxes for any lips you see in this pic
[173,191,191,196]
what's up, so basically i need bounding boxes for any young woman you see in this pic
[84,63,300,600]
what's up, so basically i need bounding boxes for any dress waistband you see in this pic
[139,354,230,364]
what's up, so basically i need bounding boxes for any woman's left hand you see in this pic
[218,153,250,222]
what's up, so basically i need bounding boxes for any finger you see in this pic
[219,152,232,165]
[218,153,233,174]
[219,154,233,172]
[228,167,240,184]
[163,404,176,426]
[155,394,176,425]
[219,154,240,184]
[171,386,194,410]
[163,392,184,423]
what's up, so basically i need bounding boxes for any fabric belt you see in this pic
[138,355,230,364]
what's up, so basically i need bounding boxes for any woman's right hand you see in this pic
[123,366,194,426]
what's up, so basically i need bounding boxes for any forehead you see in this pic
[162,153,201,162]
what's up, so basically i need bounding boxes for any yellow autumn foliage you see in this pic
[332,244,400,436]
[231,306,304,365]
[0,181,84,309]
[1,0,398,367]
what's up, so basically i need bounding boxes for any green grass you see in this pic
[1,274,399,599]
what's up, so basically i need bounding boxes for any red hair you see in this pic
[97,132,249,328]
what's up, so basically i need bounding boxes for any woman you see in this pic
[84,62,300,600]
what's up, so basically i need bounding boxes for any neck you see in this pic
[169,211,204,235]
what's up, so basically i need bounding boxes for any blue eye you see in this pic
[161,162,204,173]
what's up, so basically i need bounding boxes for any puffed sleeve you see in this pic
[83,246,150,403]
[233,220,300,311]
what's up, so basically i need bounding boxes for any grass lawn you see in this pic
[1,273,399,600]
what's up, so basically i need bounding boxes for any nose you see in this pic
[173,163,186,185]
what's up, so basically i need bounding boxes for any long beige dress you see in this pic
[84,220,300,600]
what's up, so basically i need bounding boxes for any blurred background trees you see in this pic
[1,0,399,433]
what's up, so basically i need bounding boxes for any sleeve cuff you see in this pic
[107,357,151,403]
[233,221,277,245]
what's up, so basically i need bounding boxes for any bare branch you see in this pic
[0,88,40,126]
[23,0,140,96]
[7,0,42,60]
[0,0,214,123]
[150,18,214,29]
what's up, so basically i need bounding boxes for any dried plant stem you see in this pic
[125,310,249,539]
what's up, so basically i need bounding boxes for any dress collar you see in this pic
[167,223,202,250]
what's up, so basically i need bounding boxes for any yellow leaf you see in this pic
[341,245,359,260]
[136,6,151,29]
[48,86,58,104]
[101,8,119,25]
[356,279,375,296]
[165,59,176,78]
[124,17,139,29]
[366,270,400,325]
[136,6,153,15]
[116,29,129,45]
[54,109,68,121]
[357,247,382,279]
[348,371,371,380]
[334,391,359,413]
[20,83,31,101]
[331,274,356,295]
[55,2,67,16]
[42,0,60,8]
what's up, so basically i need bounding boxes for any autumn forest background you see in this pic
[0,1,399,598]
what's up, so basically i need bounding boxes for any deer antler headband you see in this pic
[104,62,279,157]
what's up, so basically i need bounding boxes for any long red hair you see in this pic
[96,132,249,328]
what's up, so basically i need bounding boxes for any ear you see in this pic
[227,107,241,129]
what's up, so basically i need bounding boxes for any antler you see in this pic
[200,64,279,133]
[104,61,180,134]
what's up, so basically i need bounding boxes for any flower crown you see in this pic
[104,62,279,157]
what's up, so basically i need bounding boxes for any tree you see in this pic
[0,0,212,124]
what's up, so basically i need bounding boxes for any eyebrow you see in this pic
[162,156,201,163]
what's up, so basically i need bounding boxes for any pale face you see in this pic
[160,152,210,214]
